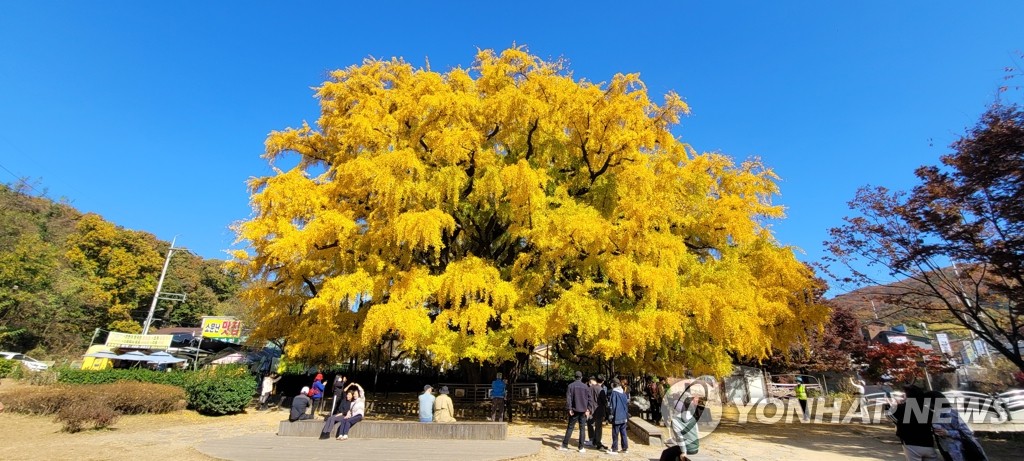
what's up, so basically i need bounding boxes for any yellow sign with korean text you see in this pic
[104,332,173,350]
[201,316,242,339]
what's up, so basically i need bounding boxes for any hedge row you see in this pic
[56,366,256,415]
[2,382,186,432]
[58,368,190,387]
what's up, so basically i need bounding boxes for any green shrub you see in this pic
[7,361,28,380]
[184,366,257,415]
[57,367,190,387]
[55,366,258,416]
[0,358,17,378]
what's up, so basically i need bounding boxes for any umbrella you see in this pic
[115,351,152,361]
[147,351,185,364]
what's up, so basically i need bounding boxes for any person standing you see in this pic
[648,375,664,423]
[434,386,457,422]
[560,371,592,453]
[490,372,507,422]
[607,380,630,454]
[587,375,608,450]
[418,385,436,422]
[330,374,348,414]
[310,373,326,415]
[849,376,867,420]
[889,385,940,461]
[927,391,988,461]
[794,377,809,421]
[289,386,313,422]
[258,373,281,410]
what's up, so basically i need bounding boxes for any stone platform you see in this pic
[278,419,508,440]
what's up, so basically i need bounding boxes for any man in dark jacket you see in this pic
[888,385,939,461]
[289,386,313,422]
[560,371,593,452]
[587,376,608,450]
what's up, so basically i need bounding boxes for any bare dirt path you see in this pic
[2,379,1020,461]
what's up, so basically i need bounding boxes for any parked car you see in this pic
[0,351,49,371]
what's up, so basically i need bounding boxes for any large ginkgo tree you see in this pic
[232,47,825,376]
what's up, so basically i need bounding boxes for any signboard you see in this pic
[105,332,173,350]
[889,335,909,345]
[936,333,952,354]
[962,340,977,364]
[201,316,242,339]
[973,339,989,357]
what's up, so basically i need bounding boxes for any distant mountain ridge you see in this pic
[0,182,242,356]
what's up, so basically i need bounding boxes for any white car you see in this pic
[0,351,49,371]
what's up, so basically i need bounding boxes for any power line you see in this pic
[0,134,48,197]
[0,160,47,197]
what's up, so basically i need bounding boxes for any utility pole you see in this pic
[142,237,188,335]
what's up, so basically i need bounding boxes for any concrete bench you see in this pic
[627,416,664,445]
[278,419,507,440]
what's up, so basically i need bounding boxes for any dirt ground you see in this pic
[1,379,1021,461]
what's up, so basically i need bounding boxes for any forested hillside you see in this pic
[0,182,241,357]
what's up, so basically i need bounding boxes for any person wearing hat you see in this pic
[434,386,456,422]
[310,373,326,415]
[560,370,593,453]
[419,385,436,422]
[289,386,314,422]
[794,377,808,421]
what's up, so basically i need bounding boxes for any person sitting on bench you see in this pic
[289,387,313,422]
[336,382,365,440]
[319,382,356,439]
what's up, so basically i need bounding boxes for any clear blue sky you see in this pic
[2,2,1021,294]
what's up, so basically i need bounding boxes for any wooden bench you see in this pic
[277,419,507,440]
[627,416,664,445]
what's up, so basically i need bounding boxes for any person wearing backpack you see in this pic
[309,373,325,415]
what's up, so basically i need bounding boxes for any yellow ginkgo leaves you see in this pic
[232,46,825,376]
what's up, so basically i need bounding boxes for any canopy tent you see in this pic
[146,351,186,364]
[81,345,117,370]
[83,350,119,359]
[114,351,152,361]
[211,352,246,365]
